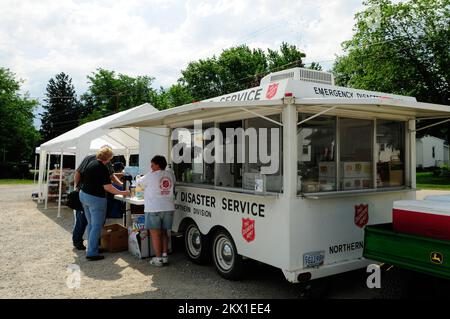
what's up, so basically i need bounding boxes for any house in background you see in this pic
[416,135,449,168]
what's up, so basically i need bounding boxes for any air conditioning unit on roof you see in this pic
[260,67,334,86]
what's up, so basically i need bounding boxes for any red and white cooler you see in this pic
[393,200,450,241]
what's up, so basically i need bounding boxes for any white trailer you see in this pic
[112,68,450,283]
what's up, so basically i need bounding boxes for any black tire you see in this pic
[183,221,210,264]
[298,279,331,299]
[211,229,245,280]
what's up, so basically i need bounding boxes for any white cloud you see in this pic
[0,0,365,126]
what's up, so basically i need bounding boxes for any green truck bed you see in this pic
[364,223,450,280]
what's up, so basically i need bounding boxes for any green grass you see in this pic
[417,172,450,190]
[0,179,34,185]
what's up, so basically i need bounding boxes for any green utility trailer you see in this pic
[364,223,450,280]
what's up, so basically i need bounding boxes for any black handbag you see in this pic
[67,190,84,211]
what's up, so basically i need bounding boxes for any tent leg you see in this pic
[125,148,130,166]
[44,153,51,210]
[57,150,64,218]
[33,154,37,184]
[37,151,44,203]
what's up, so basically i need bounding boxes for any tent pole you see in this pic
[57,150,64,218]
[33,154,38,184]
[125,148,130,166]
[37,151,43,203]
[38,150,46,203]
[44,153,51,210]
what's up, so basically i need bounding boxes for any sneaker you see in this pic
[149,257,163,267]
[162,256,169,265]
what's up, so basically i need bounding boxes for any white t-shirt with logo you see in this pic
[139,169,175,213]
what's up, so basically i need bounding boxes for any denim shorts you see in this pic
[145,211,174,230]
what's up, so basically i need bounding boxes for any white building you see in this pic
[416,135,449,168]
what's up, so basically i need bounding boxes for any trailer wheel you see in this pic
[212,229,245,280]
[184,222,209,264]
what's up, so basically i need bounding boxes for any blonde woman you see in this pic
[79,147,130,261]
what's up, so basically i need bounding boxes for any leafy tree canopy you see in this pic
[80,69,160,122]
[0,68,40,163]
[40,72,81,141]
[333,0,450,140]
[180,42,306,101]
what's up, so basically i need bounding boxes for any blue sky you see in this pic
[0,0,370,127]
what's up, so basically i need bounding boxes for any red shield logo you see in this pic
[159,177,172,195]
[266,83,279,99]
[354,204,369,228]
[242,218,255,243]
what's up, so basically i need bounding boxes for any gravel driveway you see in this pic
[0,184,448,299]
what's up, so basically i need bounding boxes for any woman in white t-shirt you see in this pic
[139,155,175,267]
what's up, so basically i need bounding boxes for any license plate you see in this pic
[303,251,325,268]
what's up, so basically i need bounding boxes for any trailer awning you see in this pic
[110,99,285,128]
[295,98,450,121]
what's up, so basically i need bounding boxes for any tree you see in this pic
[0,68,40,167]
[156,84,193,110]
[308,62,323,71]
[180,42,306,101]
[332,0,450,140]
[40,72,81,141]
[80,69,160,123]
[266,42,306,71]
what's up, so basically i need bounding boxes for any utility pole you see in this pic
[115,93,119,112]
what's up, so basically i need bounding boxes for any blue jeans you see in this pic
[72,210,88,246]
[79,191,107,257]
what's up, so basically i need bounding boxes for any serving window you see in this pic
[339,118,374,191]
[172,114,283,193]
[297,115,336,193]
[376,120,405,187]
[298,113,406,194]
[172,123,215,186]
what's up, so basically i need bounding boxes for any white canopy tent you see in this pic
[37,103,159,216]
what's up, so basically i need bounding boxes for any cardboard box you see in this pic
[101,224,128,253]
[389,169,403,186]
[302,181,320,193]
[341,162,372,178]
[341,178,372,190]
[318,162,336,178]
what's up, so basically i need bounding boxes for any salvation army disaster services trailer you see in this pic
[113,67,450,283]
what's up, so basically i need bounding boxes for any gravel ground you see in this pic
[0,184,448,299]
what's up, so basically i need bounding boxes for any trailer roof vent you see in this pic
[260,67,335,86]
